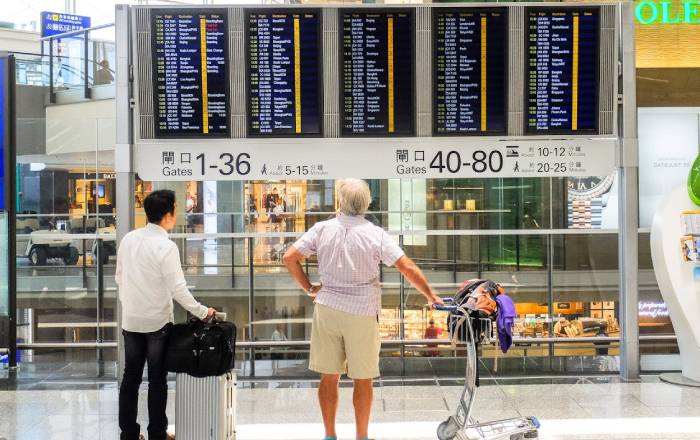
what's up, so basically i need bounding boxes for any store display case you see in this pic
[379,307,449,341]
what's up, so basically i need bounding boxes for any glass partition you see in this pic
[114,174,632,379]
[12,39,117,377]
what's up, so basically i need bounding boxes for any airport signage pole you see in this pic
[114,4,134,382]
[619,2,641,381]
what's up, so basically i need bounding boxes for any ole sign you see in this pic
[636,0,700,24]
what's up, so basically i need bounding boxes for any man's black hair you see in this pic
[144,190,176,224]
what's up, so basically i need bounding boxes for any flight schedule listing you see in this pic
[248,11,321,135]
[152,10,228,136]
[342,11,414,136]
[526,8,598,133]
[435,10,507,135]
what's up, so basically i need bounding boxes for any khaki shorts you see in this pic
[309,304,380,380]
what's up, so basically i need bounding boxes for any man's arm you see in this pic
[162,244,215,319]
[282,247,321,297]
[394,256,443,307]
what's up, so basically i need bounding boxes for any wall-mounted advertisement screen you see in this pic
[247,10,322,136]
[526,8,599,134]
[434,9,507,135]
[341,10,414,136]
[151,9,229,137]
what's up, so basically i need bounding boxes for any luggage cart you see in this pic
[434,299,540,440]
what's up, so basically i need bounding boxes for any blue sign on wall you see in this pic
[40,11,91,38]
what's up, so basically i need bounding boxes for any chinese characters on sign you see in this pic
[135,139,616,181]
[40,12,91,38]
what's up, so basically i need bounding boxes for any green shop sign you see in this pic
[636,1,700,24]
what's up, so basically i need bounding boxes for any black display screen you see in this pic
[526,8,599,134]
[434,9,507,135]
[341,11,414,136]
[247,11,322,136]
[151,10,229,137]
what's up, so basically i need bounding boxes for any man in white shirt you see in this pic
[116,190,215,440]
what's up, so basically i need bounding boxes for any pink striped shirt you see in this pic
[293,214,405,316]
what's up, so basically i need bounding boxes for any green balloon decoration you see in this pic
[688,154,700,207]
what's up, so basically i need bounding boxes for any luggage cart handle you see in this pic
[433,298,457,312]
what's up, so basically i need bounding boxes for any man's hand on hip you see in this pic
[307,283,322,299]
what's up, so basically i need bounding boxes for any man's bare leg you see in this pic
[319,374,340,438]
[353,378,373,439]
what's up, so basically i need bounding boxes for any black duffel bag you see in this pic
[166,318,236,377]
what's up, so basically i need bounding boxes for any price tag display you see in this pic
[135,138,616,181]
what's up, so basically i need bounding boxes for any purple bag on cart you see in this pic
[495,294,516,353]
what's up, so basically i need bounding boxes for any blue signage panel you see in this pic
[526,8,599,134]
[434,9,508,135]
[40,11,91,38]
[151,9,229,137]
[247,11,322,136]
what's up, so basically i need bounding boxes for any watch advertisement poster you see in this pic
[639,108,698,228]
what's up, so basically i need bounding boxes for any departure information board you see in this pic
[526,8,598,134]
[152,10,229,137]
[247,11,321,136]
[435,9,507,135]
[341,11,414,136]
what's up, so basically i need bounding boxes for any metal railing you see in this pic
[12,226,674,374]
[15,334,677,350]
[39,23,115,101]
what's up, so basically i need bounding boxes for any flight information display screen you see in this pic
[434,9,507,135]
[526,8,599,134]
[151,10,229,137]
[341,11,414,136]
[247,11,322,136]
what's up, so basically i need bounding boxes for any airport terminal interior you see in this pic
[1,0,700,439]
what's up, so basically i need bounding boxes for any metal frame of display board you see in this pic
[114,2,639,381]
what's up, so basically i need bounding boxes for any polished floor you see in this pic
[1,376,700,439]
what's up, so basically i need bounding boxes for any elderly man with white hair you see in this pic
[283,178,443,440]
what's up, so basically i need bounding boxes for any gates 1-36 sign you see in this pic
[134,138,617,181]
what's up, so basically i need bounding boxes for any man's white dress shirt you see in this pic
[116,223,208,333]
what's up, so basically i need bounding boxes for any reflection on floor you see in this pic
[0,375,699,439]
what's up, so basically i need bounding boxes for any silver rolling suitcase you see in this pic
[175,371,237,440]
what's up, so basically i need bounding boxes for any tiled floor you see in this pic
[1,376,700,439]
